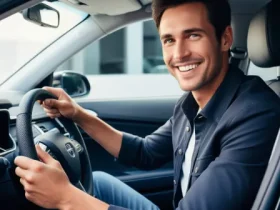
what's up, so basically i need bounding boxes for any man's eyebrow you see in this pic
[160,28,206,40]
[160,34,173,40]
[183,28,206,34]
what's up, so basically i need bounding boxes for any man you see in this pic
[14,0,280,209]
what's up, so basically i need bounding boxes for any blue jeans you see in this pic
[92,171,160,210]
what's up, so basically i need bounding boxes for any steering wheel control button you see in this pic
[71,140,83,153]
[65,143,76,158]
[37,142,57,160]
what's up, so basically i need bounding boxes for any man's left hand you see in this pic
[14,144,75,209]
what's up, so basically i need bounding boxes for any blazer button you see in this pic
[178,149,183,155]
[173,180,176,185]
[186,126,190,132]
[194,167,199,174]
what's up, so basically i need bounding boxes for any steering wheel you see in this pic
[16,89,93,207]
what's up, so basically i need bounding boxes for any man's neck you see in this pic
[192,64,229,109]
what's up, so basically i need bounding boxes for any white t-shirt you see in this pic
[180,110,200,196]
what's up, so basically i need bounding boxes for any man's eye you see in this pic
[164,39,174,44]
[189,34,200,39]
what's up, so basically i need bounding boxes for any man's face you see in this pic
[159,2,228,92]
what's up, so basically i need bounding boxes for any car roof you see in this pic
[0,0,271,21]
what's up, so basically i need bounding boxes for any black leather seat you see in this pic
[247,1,280,209]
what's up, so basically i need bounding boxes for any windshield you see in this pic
[0,1,88,85]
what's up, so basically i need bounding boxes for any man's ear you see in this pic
[221,26,233,52]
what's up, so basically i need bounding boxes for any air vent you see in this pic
[39,125,48,133]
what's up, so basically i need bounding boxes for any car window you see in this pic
[56,20,184,99]
[57,20,168,75]
[0,1,88,85]
[248,62,278,81]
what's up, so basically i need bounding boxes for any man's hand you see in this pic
[41,86,83,122]
[14,145,75,209]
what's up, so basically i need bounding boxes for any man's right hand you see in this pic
[41,87,123,159]
[41,87,83,122]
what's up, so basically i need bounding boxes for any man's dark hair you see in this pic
[152,0,231,43]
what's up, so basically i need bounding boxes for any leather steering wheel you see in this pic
[16,89,93,207]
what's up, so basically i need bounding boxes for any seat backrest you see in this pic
[266,78,280,97]
[247,0,280,209]
[247,0,280,98]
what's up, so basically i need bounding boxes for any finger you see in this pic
[36,144,55,165]
[43,86,65,98]
[43,107,60,115]
[20,178,26,186]
[42,102,53,109]
[25,192,33,201]
[14,156,37,170]
[15,167,29,179]
[20,178,33,192]
[43,99,63,109]
[20,178,29,191]
[16,167,37,184]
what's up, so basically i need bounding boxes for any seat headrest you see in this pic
[247,0,280,68]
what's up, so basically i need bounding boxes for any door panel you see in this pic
[77,97,179,209]
[78,97,178,122]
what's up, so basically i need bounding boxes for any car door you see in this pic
[55,19,184,210]
[78,96,177,210]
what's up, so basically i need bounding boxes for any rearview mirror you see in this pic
[53,71,91,98]
[22,3,60,28]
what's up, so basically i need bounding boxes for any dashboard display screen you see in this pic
[0,110,12,152]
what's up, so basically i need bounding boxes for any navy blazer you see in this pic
[111,66,280,210]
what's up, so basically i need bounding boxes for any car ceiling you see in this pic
[0,0,271,21]
[61,0,271,15]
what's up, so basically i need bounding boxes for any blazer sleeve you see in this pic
[117,116,173,170]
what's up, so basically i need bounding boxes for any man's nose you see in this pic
[173,41,191,61]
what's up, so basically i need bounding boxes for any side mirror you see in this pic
[53,71,91,98]
[22,3,60,28]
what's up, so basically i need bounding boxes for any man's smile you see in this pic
[176,63,201,72]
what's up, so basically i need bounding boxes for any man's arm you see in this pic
[41,87,123,158]
[105,104,280,210]
[74,107,123,158]
[42,87,174,169]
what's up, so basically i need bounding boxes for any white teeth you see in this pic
[178,64,199,72]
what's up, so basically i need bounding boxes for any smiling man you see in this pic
[14,0,280,210]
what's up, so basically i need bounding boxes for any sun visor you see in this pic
[63,0,142,16]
